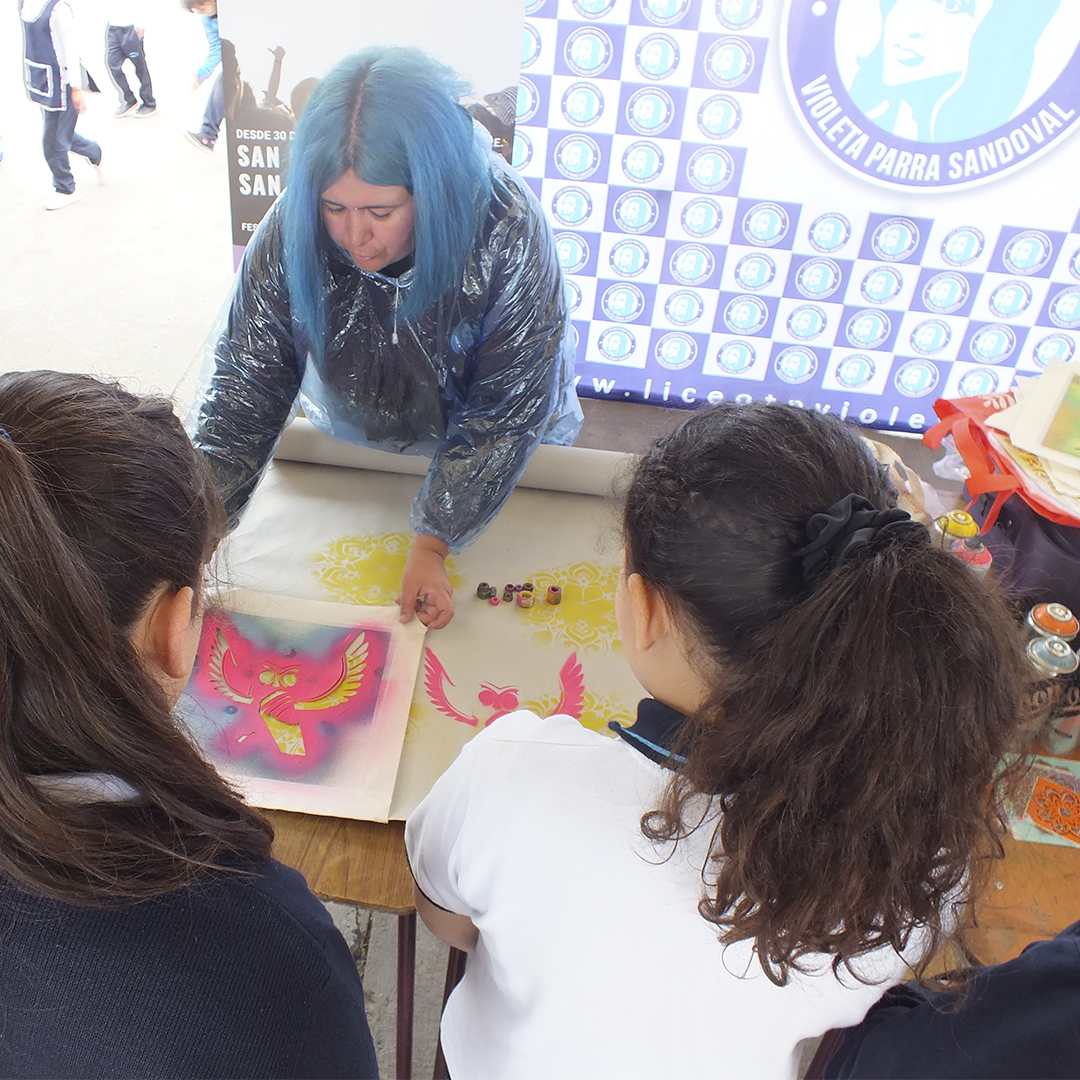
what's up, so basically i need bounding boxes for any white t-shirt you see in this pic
[406,710,914,1080]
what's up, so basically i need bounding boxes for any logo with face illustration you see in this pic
[783,1,1080,190]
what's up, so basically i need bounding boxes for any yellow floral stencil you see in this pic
[310,533,466,605]
[521,690,635,739]
[526,563,621,654]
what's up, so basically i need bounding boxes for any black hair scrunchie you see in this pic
[796,494,927,586]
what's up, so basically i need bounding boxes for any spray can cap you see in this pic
[1028,602,1079,641]
[1027,634,1080,677]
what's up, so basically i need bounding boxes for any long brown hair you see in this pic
[0,370,272,903]
[623,403,1029,984]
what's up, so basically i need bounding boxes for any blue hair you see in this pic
[281,47,493,361]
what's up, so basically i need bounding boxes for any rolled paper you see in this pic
[546,585,562,605]
[274,418,631,498]
[476,582,492,599]
[517,591,534,608]
[502,589,513,603]
[523,581,534,592]
[489,595,500,606]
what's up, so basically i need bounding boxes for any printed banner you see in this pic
[516,0,1080,432]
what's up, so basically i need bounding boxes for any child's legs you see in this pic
[70,127,101,166]
[106,25,136,105]
[199,70,224,140]
[129,39,155,106]
[41,98,77,193]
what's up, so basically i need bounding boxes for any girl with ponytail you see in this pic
[407,402,1030,1079]
[0,370,376,1079]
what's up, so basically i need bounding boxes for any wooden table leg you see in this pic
[432,947,468,1080]
[397,911,417,1080]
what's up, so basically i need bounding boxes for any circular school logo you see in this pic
[861,265,903,304]
[941,227,985,266]
[717,340,756,373]
[835,353,876,390]
[872,218,919,261]
[573,0,616,17]
[613,190,660,234]
[666,290,705,325]
[845,308,891,350]
[787,304,827,341]
[686,148,736,193]
[969,324,1017,363]
[1050,286,1080,328]
[735,252,775,291]
[525,0,547,11]
[774,345,818,384]
[598,327,637,361]
[655,332,699,369]
[554,135,603,180]
[622,141,664,183]
[516,79,540,123]
[1032,333,1076,368]
[511,132,533,170]
[989,280,1033,319]
[698,95,741,140]
[565,27,614,77]
[681,198,723,238]
[922,272,969,314]
[717,0,761,30]
[626,88,676,135]
[796,258,842,299]
[894,360,940,398]
[641,0,693,27]
[551,186,593,227]
[705,37,755,87]
[521,24,542,68]
[554,232,590,274]
[742,202,789,247]
[609,239,650,277]
[910,320,951,355]
[724,295,768,334]
[808,213,851,253]
[1071,248,1080,280]
[562,83,604,127]
[671,245,715,286]
[602,283,647,322]
[1004,230,1053,274]
[957,366,1000,396]
[564,277,583,313]
[783,1,1080,191]
[636,34,681,80]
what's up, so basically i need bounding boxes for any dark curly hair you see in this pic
[0,370,272,903]
[623,403,1029,984]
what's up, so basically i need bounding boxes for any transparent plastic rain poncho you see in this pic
[189,160,582,551]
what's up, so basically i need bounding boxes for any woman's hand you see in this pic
[399,534,454,629]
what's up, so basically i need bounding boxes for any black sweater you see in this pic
[0,858,378,1079]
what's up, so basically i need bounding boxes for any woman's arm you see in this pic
[188,203,304,526]
[409,169,581,553]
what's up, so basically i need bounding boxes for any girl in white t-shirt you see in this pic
[406,402,1029,1079]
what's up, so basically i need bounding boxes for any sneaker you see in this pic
[45,189,81,210]
[115,100,138,117]
[92,150,105,185]
[184,130,215,153]
[135,104,156,118]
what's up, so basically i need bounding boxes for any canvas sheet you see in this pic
[179,592,425,821]
[212,452,640,820]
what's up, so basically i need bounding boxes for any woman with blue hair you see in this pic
[190,47,582,629]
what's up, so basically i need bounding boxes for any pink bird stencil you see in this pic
[423,649,585,727]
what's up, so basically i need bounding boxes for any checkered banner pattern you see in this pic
[513,0,1080,434]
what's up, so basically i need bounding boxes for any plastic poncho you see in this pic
[189,159,582,551]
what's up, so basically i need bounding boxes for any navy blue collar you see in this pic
[609,698,689,767]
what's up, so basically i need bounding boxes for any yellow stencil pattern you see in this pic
[520,690,635,739]
[310,533,466,605]
[263,715,306,756]
[525,563,621,655]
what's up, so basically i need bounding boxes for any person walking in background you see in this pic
[183,0,222,152]
[106,2,155,118]
[20,0,102,210]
